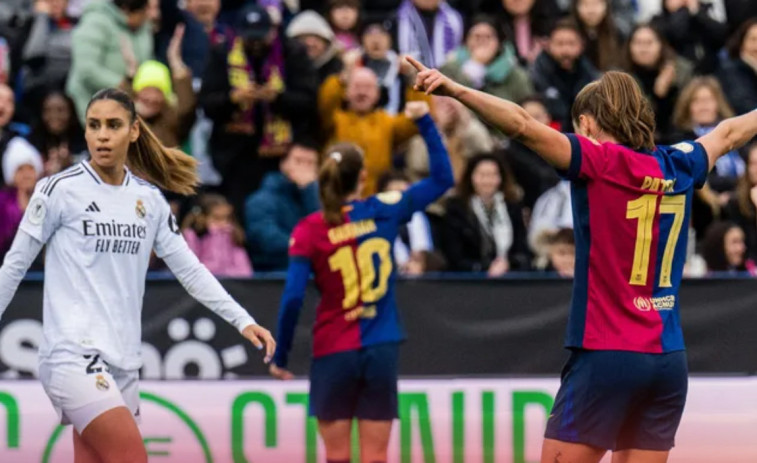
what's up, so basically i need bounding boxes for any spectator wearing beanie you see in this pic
[67,0,154,122]
[286,10,343,86]
[0,137,43,261]
[130,26,196,148]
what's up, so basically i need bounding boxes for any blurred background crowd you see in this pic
[0,0,756,278]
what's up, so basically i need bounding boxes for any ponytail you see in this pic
[128,118,199,195]
[86,88,199,195]
[572,71,656,152]
[319,143,364,226]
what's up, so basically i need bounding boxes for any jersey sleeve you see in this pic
[563,134,611,181]
[152,193,186,258]
[18,179,63,244]
[671,141,709,189]
[288,221,314,260]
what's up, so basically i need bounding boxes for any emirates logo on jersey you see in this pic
[136,200,147,219]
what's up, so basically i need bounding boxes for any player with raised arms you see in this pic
[269,100,453,463]
[0,88,275,463]
[408,55,757,463]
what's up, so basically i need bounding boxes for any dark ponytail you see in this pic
[319,143,364,225]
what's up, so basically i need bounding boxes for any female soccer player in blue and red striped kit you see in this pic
[269,100,453,463]
[409,56,757,463]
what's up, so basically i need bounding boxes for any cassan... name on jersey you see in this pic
[82,219,147,255]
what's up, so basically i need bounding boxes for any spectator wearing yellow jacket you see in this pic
[318,65,430,196]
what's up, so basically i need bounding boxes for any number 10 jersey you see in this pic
[288,191,421,359]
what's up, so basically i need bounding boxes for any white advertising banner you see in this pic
[0,378,754,463]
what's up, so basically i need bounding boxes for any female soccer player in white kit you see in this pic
[0,88,276,463]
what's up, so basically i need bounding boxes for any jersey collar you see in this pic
[81,161,131,187]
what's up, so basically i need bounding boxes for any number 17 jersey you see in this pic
[563,134,709,353]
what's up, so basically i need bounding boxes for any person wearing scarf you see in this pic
[396,0,463,68]
[440,16,533,124]
[442,153,530,275]
[200,3,317,218]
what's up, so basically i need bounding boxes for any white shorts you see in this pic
[39,351,141,434]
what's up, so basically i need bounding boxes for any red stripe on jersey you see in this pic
[581,143,665,352]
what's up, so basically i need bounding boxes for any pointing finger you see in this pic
[406,55,427,72]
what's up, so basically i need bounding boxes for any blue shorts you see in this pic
[309,343,399,421]
[545,349,688,451]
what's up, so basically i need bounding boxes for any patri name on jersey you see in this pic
[82,219,147,255]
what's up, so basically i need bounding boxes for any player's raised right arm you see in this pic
[406,56,572,170]
[696,110,757,170]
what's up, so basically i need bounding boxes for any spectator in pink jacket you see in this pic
[182,193,253,277]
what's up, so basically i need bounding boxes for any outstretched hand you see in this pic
[242,323,276,364]
[406,56,462,98]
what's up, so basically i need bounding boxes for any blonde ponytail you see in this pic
[128,117,199,195]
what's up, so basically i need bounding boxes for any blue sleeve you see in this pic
[690,141,710,189]
[272,257,311,368]
[401,114,454,221]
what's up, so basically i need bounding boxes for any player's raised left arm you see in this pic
[401,101,455,214]
[407,56,572,170]
[697,110,757,170]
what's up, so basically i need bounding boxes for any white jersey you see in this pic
[16,161,255,370]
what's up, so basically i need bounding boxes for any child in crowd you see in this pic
[182,193,253,277]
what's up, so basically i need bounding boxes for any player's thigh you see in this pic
[541,438,605,463]
[358,419,393,462]
[73,431,101,463]
[355,343,399,422]
[309,350,361,421]
[546,350,641,450]
[80,406,146,463]
[611,449,670,463]
[615,351,687,452]
[317,419,353,459]
[39,354,135,433]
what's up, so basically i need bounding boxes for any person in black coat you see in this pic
[724,0,757,36]
[199,4,317,220]
[442,152,530,275]
[723,142,757,262]
[530,19,599,131]
[651,0,728,75]
[718,18,757,116]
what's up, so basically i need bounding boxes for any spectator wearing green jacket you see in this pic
[66,0,153,122]
[440,15,533,137]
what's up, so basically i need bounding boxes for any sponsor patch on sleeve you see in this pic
[376,191,402,205]
[672,142,694,154]
[27,197,47,225]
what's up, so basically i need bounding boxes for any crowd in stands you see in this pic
[0,0,756,277]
